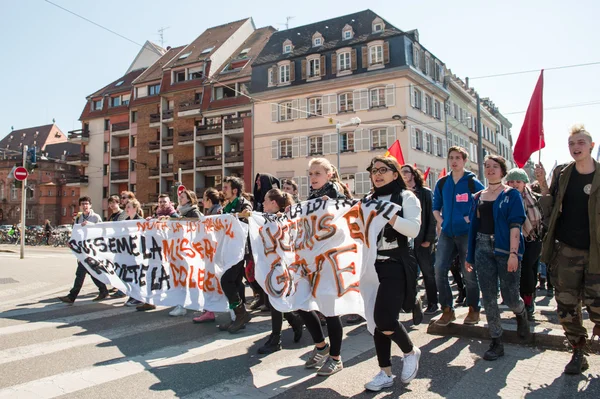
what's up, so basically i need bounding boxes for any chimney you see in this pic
[465,77,469,89]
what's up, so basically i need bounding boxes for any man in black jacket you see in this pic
[253,173,280,212]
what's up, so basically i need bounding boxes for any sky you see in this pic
[1,0,599,168]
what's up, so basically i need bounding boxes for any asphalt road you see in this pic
[0,246,598,398]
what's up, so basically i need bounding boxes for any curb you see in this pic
[0,249,16,253]
[426,305,599,352]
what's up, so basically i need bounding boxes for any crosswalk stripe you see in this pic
[0,281,53,298]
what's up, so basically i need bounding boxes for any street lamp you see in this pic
[336,117,361,171]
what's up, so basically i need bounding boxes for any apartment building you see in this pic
[251,10,450,197]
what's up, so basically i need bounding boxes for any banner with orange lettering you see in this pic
[69,215,248,311]
[248,198,402,333]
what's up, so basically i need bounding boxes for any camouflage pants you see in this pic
[549,241,600,345]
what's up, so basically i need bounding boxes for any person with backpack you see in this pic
[432,146,485,327]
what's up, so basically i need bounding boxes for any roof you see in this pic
[133,45,187,85]
[0,124,63,154]
[163,18,250,69]
[217,26,276,80]
[125,41,166,74]
[88,68,147,99]
[44,142,82,159]
[254,9,403,66]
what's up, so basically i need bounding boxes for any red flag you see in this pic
[384,140,405,165]
[439,168,447,178]
[513,70,545,167]
[423,167,431,180]
[413,163,417,168]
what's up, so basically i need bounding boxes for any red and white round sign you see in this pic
[14,167,28,181]
[177,185,186,195]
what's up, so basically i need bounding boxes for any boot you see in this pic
[483,337,504,361]
[564,347,589,374]
[434,307,456,327]
[526,304,535,321]
[516,308,530,339]
[258,334,282,354]
[463,306,480,325]
[285,312,304,342]
[228,303,251,333]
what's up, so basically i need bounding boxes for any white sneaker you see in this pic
[401,347,421,383]
[169,305,187,317]
[364,370,395,392]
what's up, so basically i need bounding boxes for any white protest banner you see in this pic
[248,198,401,333]
[69,215,248,311]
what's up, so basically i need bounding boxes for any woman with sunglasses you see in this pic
[363,156,422,392]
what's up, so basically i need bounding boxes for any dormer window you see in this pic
[201,47,214,54]
[372,17,385,33]
[312,32,324,47]
[314,37,322,46]
[283,39,293,54]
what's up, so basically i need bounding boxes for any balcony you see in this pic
[149,167,160,177]
[111,147,129,157]
[196,123,222,137]
[179,159,194,170]
[161,163,173,174]
[224,150,243,164]
[149,113,161,127]
[146,193,159,203]
[149,140,160,151]
[162,137,174,147]
[66,175,89,186]
[111,122,130,135]
[162,109,174,120]
[111,171,128,181]
[224,117,244,132]
[178,130,194,144]
[196,154,222,168]
[67,128,90,143]
[66,153,90,165]
[178,99,202,118]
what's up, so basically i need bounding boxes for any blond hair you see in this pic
[308,157,352,198]
[569,123,593,142]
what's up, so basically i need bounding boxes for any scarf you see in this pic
[178,203,197,217]
[205,204,222,216]
[522,186,543,240]
[309,182,339,199]
[223,196,240,214]
[156,204,176,217]
[372,179,403,199]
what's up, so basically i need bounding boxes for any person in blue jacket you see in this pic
[432,146,485,327]
[465,155,529,361]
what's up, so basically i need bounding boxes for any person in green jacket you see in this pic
[535,123,600,375]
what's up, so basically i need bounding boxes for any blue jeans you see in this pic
[434,232,480,311]
[474,233,525,338]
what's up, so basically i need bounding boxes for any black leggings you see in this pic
[521,240,542,295]
[221,260,245,306]
[298,310,343,357]
[373,278,414,368]
[271,308,297,334]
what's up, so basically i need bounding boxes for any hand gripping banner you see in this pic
[69,215,248,311]
[248,198,402,333]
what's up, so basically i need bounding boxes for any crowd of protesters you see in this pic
[56,123,598,391]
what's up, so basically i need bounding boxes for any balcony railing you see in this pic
[224,117,244,130]
[178,130,194,141]
[112,122,130,132]
[147,193,159,203]
[224,150,243,163]
[161,163,173,173]
[196,154,222,167]
[67,128,90,140]
[162,137,174,146]
[149,140,160,150]
[150,113,161,123]
[179,159,194,170]
[197,123,222,136]
[162,109,174,119]
[111,147,129,157]
[149,167,160,176]
[179,99,202,112]
[67,175,89,184]
[111,171,128,180]
[65,153,90,162]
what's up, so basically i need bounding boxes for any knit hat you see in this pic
[505,168,529,183]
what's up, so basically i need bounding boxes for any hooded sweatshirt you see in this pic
[253,173,280,212]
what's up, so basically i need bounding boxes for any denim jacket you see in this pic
[466,187,526,264]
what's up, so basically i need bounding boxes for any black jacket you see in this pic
[180,206,203,219]
[253,173,280,212]
[308,182,346,200]
[413,186,436,247]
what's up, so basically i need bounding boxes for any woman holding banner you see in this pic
[363,156,422,392]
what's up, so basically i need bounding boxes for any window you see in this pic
[148,84,160,96]
[338,52,351,72]
[371,129,386,149]
[279,101,293,121]
[373,23,383,33]
[434,100,441,119]
[308,58,320,78]
[309,136,323,155]
[424,132,432,153]
[71,190,75,197]
[103,165,108,176]
[175,70,186,83]
[63,190,66,197]
[436,137,444,156]
[11,184,19,199]
[279,139,292,158]
[179,51,192,60]
[201,46,214,54]
[214,86,236,100]
[424,56,430,75]
[340,132,354,152]
[313,37,322,47]
[279,64,290,83]
[370,88,385,108]
[130,160,136,172]
[369,45,383,65]
[412,46,420,69]
[283,40,293,54]
[93,99,102,111]
[131,111,137,123]
[308,97,322,116]
[415,129,423,150]
[131,135,137,147]
[414,90,422,110]
[26,208,34,219]
[268,69,274,86]
[104,119,110,131]
[62,207,67,217]
[424,95,432,115]
[339,93,353,112]
[344,30,352,40]
[110,96,121,107]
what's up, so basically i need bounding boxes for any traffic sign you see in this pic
[14,167,28,181]
[177,185,186,195]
